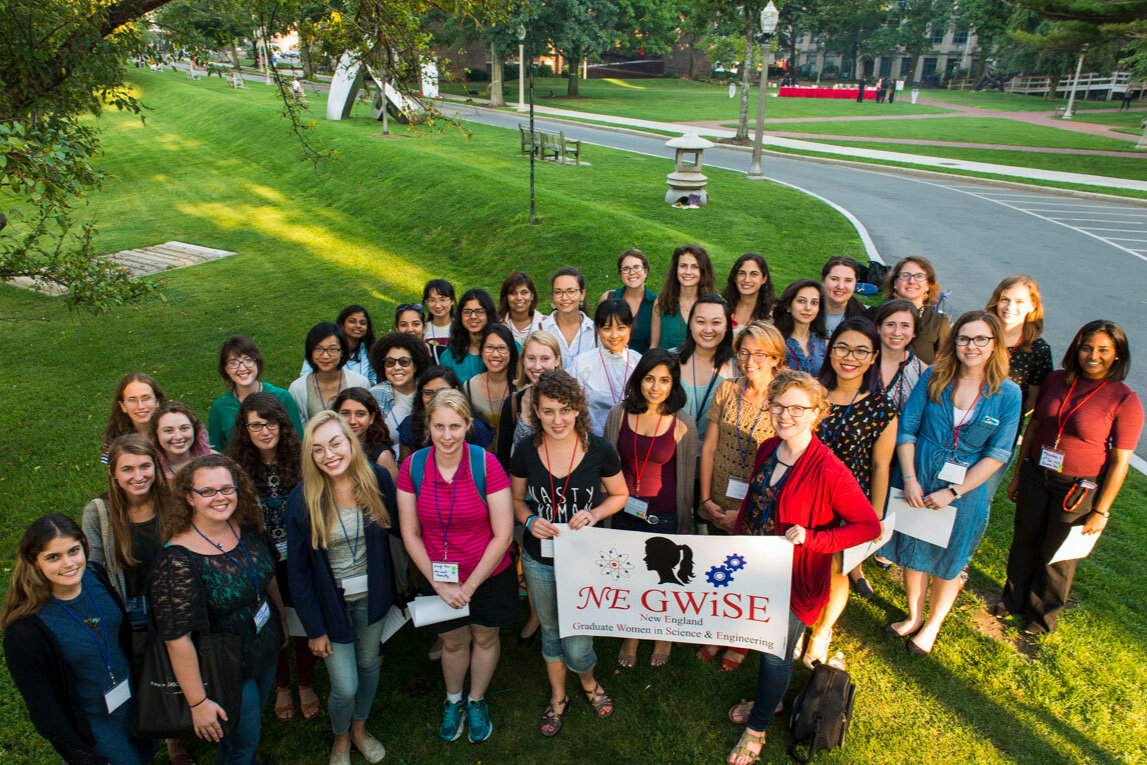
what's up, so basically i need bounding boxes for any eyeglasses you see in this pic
[484,345,511,356]
[314,346,342,358]
[552,288,581,299]
[422,387,449,399]
[461,308,487,318]
[895,272,928,283]
[190,484,238,498]
[769,403,815,418]
[124,395,155,406]
[830,344,875,360]
[225,357,257,371]
[619,265,645,274]
[384,356,413,368]
[736,350,774,363]
[955,335,994,348]
[246,421,280,433]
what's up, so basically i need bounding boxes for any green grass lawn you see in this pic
[1068,110,1146,138]
[2,69,1146,764]
[735,116,1139,152]
[923,89,1127,112]
[442,76,953,120]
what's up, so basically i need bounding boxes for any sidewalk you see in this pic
[439,95,1147,192]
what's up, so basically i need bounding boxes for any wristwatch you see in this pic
[948,485,962,500]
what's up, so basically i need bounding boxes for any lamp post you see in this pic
[747,1,780,180]
[520,23,536,224]
[518,25,526,111]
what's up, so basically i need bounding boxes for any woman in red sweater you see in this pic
[726,370,880,765]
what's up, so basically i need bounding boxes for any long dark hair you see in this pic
[818,317,882,394]
[622,349,687,414]
[336,304,376,361]
[1062,319,1131,383]
[643,536,694,585]
[334,387,395,458]
[227,392,302,495]
[101,372,168,453]
[657,244,716,315]
[1,515,89,628]
[721,253,775,323]
[773,279,827,340]
[497,271,539,319]
[447,288,496,364]
[481,323,520,378]
[677,295,734,370]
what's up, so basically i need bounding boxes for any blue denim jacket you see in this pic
[897,367,1021,493]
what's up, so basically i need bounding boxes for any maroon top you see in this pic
[1030,370,1143,477]
[618,416,677,517]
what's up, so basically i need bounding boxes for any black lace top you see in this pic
[150,526,282,679]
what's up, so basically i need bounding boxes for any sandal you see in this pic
[728,699,754,725]
[802,631,832,670]
[650,641,672,667]
[720,647,749,672]
[726,728,766,765]
[274,686,294,722]
[697,644,721,662]
[540,697,568,737]
[583,682,614,718]
[299,685,320,721]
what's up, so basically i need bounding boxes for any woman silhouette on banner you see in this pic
[644,536,695,585]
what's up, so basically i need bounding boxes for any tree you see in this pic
[892,0,955,85]
[532,0,618,96]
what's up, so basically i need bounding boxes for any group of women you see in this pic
[2,245,1141,765]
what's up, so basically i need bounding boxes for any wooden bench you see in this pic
[518,124,581,165]
[229,72,245,89]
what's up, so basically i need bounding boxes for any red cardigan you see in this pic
[734,435,880,625]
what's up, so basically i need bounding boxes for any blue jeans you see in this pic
[216,662,276,765]
[323,597,384,735]
[746,610,806,731]
[521,551,596,673]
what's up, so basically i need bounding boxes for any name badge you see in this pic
[105,678,131,714]
[540,537,555,557]
[275,540,288,559]
[432,561,460,583]
[253,600,271,633]
[1039,447,1065,472]
[341,574,369,596]
[937,461,967,484]
[624,496,649,519]
[726,479,750,500]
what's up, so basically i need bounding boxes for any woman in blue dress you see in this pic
[883,311,1021,654]
[773,279,827,374]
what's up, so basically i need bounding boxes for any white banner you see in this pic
[553,526,793,659]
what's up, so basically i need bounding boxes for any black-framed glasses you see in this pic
[955,335,994,348]
[246,421,280,433]
[619,265,645,274]
[895,272,928,283]
[384,356,413,368]
[460,308,487,318]
[314,346,342,358]
[769,403,814,418]
[225,357,257,371]
[551,288,581,299]
[484,345,511,356]
[190,484,238,498]
[830,344,875,360]
[736,349,774,363]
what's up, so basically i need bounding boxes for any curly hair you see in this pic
[768,369,830,429]
[166,454,263,539]
[369,331,431,387]
[333,387,394,459]
[227,392,302,497]
[529,370,591,450]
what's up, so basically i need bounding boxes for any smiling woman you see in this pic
[208,335,304,452]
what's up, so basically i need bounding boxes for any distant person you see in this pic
[888,79,896,103]
[876,77,887,103]
[1120,89,1134,110]
[857,76,866,102]
[598,249,657,354]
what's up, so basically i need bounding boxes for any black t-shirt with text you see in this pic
[509,432,622,565]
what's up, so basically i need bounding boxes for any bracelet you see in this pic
[524,515,538,532]
[903,475,916,480]
[189,696,208,709]
[1094,510,1110,517]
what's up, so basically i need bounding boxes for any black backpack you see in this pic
[788,661,857,762]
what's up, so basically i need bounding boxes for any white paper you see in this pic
[1049,526,1102,565]
[887,493,957,548]
[841,512,896,574]
[286,606,307,637]
[380,605,410,644]
[409,595,470,627]
[726,479,750,500]
[104,679,131,713]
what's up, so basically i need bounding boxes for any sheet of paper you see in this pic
[841,512,896,574]
[285,606,307,638]
[409,595,470,627]
[1049,526,1102,565]
[886,493,956,548]
[380,605,410,644]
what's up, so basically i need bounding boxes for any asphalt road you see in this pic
[452,105,1146,456]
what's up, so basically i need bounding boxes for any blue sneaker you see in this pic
[467,697,493,743]
[439,699,465,742]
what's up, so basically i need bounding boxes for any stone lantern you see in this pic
[664,133,714,206]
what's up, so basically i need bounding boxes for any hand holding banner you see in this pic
[552,526,794,659]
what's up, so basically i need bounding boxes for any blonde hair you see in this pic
[767,369,830,428]
[426,389,473,430]
[927,311,1010,402]
[734,320,787,365]
[104,434,172,573]
[514,330,563,387]
[985,274,1044,353]
[301,411,390,549]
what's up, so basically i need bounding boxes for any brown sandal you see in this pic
[727,728,766,764]
[584,682,614,718]
[299,685,320,720]
[540,697,568,737]
[274,686,294,722]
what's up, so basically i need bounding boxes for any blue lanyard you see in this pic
[691,359,720,423]
[52,587,115,684]
[760,452,792,529]
[735,382,768,468]
[193,522,260,597]
[433,446,462,560]
[821,390,861,448]
[133,519,159,568]
[336,508,362,563]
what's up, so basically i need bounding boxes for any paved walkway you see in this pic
[762,132,1144,157]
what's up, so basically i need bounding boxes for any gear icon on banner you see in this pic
[723,553,746,571]
[706,565,734,587]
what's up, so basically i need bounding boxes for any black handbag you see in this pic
[134,628,244,739]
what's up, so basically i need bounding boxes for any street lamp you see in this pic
[518,26,527,112]
[520,23,536,224]
[746,1,780,181]
[1062,46,1087,120]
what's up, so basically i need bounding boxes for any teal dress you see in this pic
[658,306,687,350]
[612,287,657,354]
[439,349,485,384]
[682,371,730,450]
[208,381,304,451]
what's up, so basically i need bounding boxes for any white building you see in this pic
[793,23,980,84]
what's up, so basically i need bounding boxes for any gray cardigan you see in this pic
[603,405,699,533]
[80,498,129,603]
